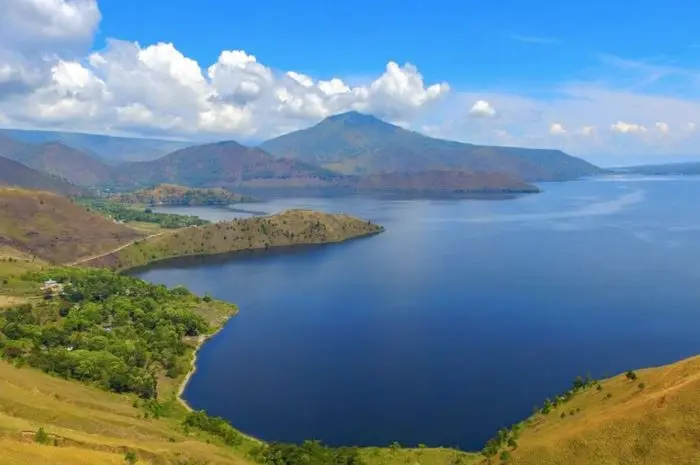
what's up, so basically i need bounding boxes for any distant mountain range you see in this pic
[0,128,191,163]
[0,112,604,195]
[260,111,603,182]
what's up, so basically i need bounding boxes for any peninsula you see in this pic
[81,209,384,271]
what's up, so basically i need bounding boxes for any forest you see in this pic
[0,267,234,398]
[78,198,209,228]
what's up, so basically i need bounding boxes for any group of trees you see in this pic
[0,268,218,398]
[78,198,209,228]
[250,440,365,465]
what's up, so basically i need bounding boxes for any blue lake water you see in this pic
[135,177,700,451]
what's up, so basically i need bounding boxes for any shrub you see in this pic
[638,382,646,390]
[35,427,50,444]
[500,450,512,462]
[626,370,638,381]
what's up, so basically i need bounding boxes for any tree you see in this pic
[500,450,512,462]
[507,437,518,450]
[35,427,49,444]
[124,450,138,464]
[626,370,638,381]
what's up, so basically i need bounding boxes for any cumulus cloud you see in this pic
[0,1,448,138]
[549,122,566,135]
[468,100,496,117]
[610,121,648,134]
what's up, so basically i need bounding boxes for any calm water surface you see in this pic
[134,177,700,450]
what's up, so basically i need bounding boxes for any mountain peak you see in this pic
[323,111,387,127]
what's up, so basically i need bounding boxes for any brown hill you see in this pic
[0,188,143,264]
[111,183,255,205]
[0,135,112,186]
[112,140,342,190]
[0,156,87,197]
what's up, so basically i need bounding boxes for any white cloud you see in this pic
[610,121,648,134]
[655,122,670,134]
[468,100,496,117]
[549,122,566,135]
[687,122,696,131]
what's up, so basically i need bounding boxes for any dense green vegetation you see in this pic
[78,198,209,228]
[250,440,365,464]
[0,267,234,398]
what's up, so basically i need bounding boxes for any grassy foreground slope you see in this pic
[0,188,143,264]
[83,209,384,271]
[477,356,700,465]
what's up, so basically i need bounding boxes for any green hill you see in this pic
[260,111,603,182]
[82,209,384,271]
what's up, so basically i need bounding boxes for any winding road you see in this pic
[68,232,166,266]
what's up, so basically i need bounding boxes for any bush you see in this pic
[638,382,646,390]
[626,370,638,381]
[35,427,50,444]
[183,410,242,446]
[500,450,512,462]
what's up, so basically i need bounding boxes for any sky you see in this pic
[2,0,700,165]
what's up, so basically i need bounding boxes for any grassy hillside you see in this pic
[0,188,142,264]
[473,356,700,464]
[260,111,603,182]
[0,157,87,197]
[0,135,112,186]
[83,210,384,270]
[111,184,256,206]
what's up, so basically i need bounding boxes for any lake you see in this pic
[135,177,700,451]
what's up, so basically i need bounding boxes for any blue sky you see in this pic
[2,0,700,165]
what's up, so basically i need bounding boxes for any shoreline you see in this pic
[176,313,264,445]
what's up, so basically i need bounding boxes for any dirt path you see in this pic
[68,232,165,266]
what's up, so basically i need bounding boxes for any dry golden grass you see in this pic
[491,355,700,465]
[0,361,252,465]
[84,209,384,271]
[0,188,143,264]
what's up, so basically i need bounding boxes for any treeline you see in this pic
[250,440,365,465]
[0,268,233,398]
[112,185,255,206]
[78,198,209,229]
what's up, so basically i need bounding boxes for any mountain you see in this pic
[0,188,142,263]
[0,156,87,196]
[111,140,345,190]
[0,135,112,186]
[110,141,539,194]
[260,111,604,181]
[0,128,192,163]
[617,161,700,175]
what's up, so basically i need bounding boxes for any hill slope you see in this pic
[478,356,700,464]
[111,184,255,205]
[617,161,700,175]
[83,209,384,270]
[260,111,603,181]
[0,157,86,197]
[0,135,112,186]
[0,128,192,163]
[111,141,343,190]
[110,141,539,194]
[0,188,142,263]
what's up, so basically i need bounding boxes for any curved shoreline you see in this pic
[176,317,264,444]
